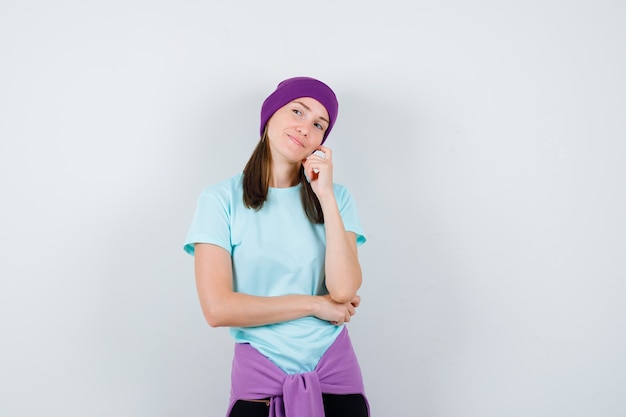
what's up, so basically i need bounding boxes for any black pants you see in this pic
[229,393,368,417]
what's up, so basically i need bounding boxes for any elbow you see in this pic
[198,291,240,328]
[202,304,228,328]
[328,288,359,304]
[205,317,222,328]
[327,271,362,304]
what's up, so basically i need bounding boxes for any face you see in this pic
[265,97,330,164]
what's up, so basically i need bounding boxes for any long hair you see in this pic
[242,131,324,224]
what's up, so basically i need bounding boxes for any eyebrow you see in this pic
[293,101,329,124]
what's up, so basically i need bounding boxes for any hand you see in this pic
[302,145,334,199]
[314,294,361,326]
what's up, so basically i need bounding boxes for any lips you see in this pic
[288,134,304,147]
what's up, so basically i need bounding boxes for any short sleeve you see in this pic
[183,187,232,256]
[335,185,367,246]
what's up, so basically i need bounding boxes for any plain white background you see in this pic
[1,1,625,416]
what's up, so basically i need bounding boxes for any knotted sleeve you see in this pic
[227,328,369,417]
[283,371,324,417]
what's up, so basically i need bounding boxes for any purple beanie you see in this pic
[260,76,339,143]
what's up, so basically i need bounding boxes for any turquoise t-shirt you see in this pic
[184,173,366,374]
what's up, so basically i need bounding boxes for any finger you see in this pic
[305,164,320,178]
[301,159,316,174]
[303,157,324,170]
[351,295,361,307]
[306,156,328,167]
[311,149,326,159]
[304,162,325,178]
[315,145,332,161]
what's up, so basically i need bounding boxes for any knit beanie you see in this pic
[260,76,339,143]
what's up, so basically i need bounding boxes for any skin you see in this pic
[194,97,362,328]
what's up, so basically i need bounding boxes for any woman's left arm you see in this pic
[321,202,362,303]
[304,146,362,304]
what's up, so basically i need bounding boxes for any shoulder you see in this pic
[194,173,243,213]
[332,182,363,215]
[199,172,243,200]
[332,182,353,201]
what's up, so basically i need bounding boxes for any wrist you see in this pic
[316,192,337,208]
[309,295,322,317]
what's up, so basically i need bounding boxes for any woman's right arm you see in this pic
[194,243,359,327]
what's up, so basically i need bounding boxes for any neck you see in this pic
[270,160,301,188]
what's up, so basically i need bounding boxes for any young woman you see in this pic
[184,77,369,417]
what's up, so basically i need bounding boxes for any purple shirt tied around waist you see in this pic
[227,327,369,417]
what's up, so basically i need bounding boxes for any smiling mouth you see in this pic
[288,135,304,147]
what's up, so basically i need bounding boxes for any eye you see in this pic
[292,108,302,116]
[314,122,325,130]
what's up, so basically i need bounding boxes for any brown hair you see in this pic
[242,132,324,224]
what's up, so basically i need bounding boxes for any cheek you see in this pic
[311,134,324,149]
[304,143,320,155]
[265,123,281,143]
[265,115,282,137]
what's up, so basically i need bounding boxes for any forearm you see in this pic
[195,243,322,328]
[195,242,358,328]
[319,194,362,303]
[198,291,318,328]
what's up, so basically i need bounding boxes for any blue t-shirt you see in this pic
[184,173,366,374]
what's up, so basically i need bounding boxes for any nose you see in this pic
[296,124,308,136]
